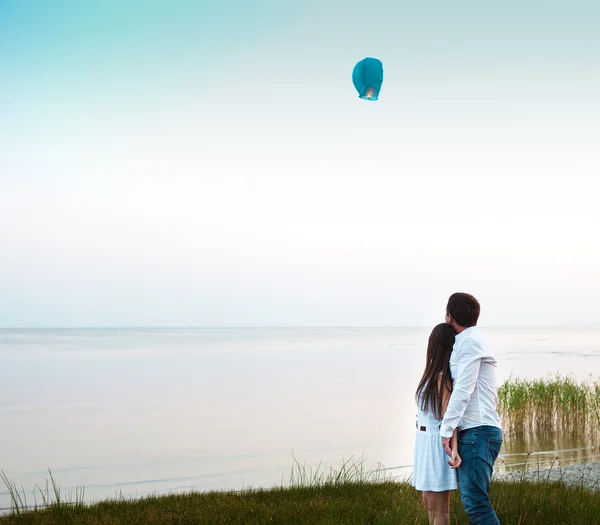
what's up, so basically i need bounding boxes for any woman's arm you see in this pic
[448,428,461,468]
[440,375,452,417]
[439,376,462,467]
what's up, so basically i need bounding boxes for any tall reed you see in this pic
[498,375,600,439]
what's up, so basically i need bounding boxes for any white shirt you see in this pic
[440,326,501,438]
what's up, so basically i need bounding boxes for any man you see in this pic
[440,293,503,525]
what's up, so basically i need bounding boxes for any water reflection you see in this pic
[499,435,600,472]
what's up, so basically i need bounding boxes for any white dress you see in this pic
[412,390,458,492]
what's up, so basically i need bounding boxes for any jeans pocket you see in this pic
[458,431,476,445]
[487,438,503,464]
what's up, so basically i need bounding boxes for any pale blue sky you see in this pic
[2,0,599,326]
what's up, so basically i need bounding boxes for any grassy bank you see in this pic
[3,458,600,525]
[497,374,600,437]
[1,478,600,524]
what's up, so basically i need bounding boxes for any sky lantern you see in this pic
[352,57,384,101]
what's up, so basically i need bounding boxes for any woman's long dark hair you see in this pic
[415,323,455,420]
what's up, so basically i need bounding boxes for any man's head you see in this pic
[445,292,480,332]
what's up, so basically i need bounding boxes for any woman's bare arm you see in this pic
[440,376,462,467]
[439,376,452,417]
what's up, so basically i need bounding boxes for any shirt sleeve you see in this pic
[440,336,485,438]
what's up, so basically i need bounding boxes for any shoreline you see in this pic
[494,461,600,492]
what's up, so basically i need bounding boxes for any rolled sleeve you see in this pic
[440,338,484,438]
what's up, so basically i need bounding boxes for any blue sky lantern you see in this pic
[352,57,384,101]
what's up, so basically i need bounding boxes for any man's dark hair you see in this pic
[446,292,480,327]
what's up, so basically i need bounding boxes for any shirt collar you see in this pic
[455,325,477,342]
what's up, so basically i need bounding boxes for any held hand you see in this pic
[447,450,462,469]
[442,437,452,457]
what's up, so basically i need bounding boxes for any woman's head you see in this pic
[415,323,456,420]
[426,323,456,370]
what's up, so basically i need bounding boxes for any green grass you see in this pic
[498,374,600,438]
[2,460,600,524]
[1,479,600,524]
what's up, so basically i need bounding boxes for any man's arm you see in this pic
[439,337,485,439]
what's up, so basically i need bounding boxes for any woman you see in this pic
[412,323,461,525]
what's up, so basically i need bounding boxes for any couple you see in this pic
[412,293,503,525]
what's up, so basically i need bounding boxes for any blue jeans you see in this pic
[457,425,503,525]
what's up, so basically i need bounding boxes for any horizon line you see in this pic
[1,324,599,330]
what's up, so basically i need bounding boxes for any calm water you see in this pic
[1,326,600,508]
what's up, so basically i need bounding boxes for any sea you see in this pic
[1,326,600,509]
